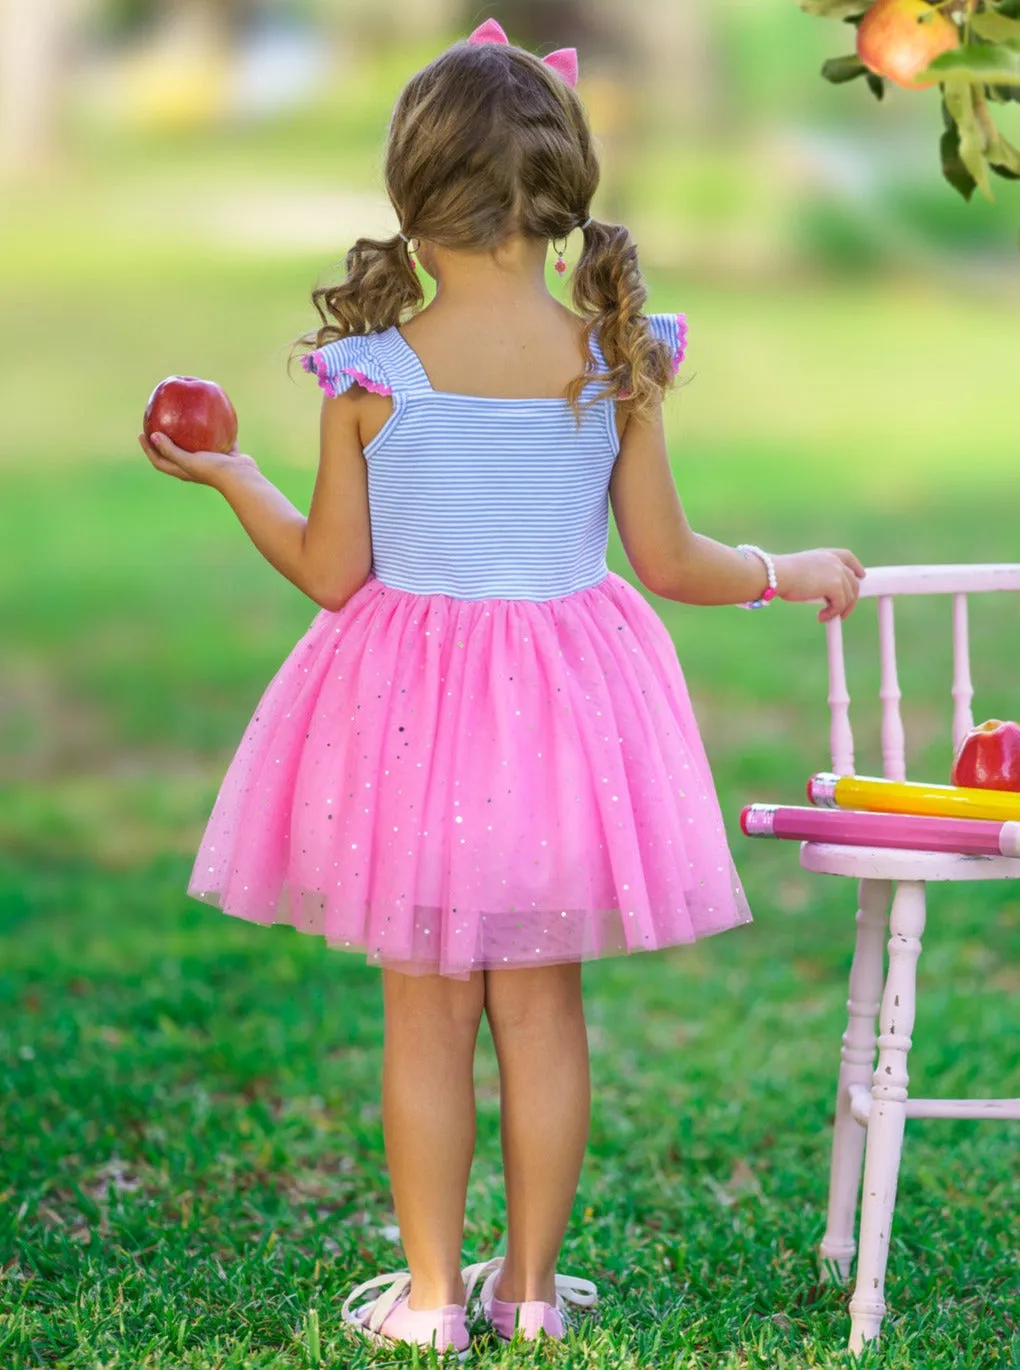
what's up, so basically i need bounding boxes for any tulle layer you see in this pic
[188,571,751,977]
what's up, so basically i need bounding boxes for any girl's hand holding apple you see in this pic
[139,429,257,488]
[773,548,866,623]
[140,374,255,488]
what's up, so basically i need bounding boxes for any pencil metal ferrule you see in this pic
[741,804,778,837]
[808,773,840,808]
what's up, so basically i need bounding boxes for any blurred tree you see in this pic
[0,0,84,177]
[626,0,722,135]
[459,0,720,128]
[313,0,460,46]
[97,0,158,38]
[462,0,607,54]
[96,0,258,41]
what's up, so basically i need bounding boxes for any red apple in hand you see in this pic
[856,0,959,92]
[951,719,1020,792]
[143,376,238,454]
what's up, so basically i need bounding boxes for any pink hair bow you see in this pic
[467,18,578,88]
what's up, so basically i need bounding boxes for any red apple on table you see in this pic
[143,376,238,454]
[951,719,1020,792]
[856,0,960,92]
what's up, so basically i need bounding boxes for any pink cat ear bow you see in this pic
[466,18,579,88]
[467,18,510,46]
[542,48,578,87]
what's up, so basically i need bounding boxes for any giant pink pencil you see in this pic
[740,804,1020,857]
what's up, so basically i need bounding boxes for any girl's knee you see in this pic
[484,962,583,1033]
[383,968,485,1037]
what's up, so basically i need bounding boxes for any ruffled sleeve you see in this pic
[646,312,689,375]
[300,333,393,398]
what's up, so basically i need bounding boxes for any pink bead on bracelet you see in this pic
[737,544,778,610]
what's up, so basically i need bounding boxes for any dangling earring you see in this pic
[553,235,568,276]
[399,232,419,271]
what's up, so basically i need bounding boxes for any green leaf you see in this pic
[943,79,994,201]
[997,0,1020,19]
[866,72,886,100]
[821,54,867,83]
[987,83,1020,102]
[798,0,869,16]
[971,11,1020,44]
[940,125,978,200]
[987,127,1020,178]
[925,41,1020,86]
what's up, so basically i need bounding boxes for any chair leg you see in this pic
[848,879,927,1353]
[819,877,890,1283]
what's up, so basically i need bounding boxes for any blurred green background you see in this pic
[3,2,1020,1366]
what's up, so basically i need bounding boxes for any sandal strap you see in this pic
[554,1272,598,1309]
[462,1256,598,1311]
[341,1270,412,1332]
[462,1257,504,1306]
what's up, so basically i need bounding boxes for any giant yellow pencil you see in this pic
[808,772,1020,822]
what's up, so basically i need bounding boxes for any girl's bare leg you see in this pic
[483,962,590,1303]
[382,968,485,1308]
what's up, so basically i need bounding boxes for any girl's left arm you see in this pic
[140,388,372,612]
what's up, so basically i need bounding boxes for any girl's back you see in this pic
[401,300,590,400]
[302,296,685,600]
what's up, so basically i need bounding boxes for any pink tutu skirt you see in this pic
[188,570,752,977]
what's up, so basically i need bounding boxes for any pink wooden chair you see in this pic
[802,563,1020,1352]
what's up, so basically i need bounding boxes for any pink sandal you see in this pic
[462,1256,597,1342]
[341,1270,471,1361]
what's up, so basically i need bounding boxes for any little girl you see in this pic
[140,17,864,1360]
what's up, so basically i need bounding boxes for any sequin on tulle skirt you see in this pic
[188,571,752,977]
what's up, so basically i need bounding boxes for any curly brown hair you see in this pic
[297,33,676,421]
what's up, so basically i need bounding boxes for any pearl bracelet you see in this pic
[737,544,778,610]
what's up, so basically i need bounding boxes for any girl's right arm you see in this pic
[609,400,865,623]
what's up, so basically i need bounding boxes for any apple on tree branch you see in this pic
[801,0,1020,201]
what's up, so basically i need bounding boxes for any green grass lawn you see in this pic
[4,135,1020,1366]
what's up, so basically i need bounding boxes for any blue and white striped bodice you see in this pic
[302,314,686,601]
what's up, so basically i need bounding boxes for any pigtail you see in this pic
[294,233,424,361]
[566,218,675,423]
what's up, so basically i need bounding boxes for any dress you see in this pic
[187,313,752,977]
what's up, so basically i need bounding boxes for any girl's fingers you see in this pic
[150,431,200,473]
[139,433,169,470]
[840,568,861,619]
[816,566,863,623]
[150,430,190,462]
[818,588,839,622]
[138,434,194,481]
[838,548,867,579]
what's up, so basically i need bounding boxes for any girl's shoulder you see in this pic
[301,315,689,401]
[302,326,413,400]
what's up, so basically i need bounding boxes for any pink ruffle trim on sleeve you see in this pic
[341,368,393,397]
[674,312,688,373]
[301,351,393,398]
[301,350,338,397]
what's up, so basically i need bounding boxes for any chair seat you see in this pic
[800,841,1020,882]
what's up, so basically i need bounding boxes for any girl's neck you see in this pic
[423,234,553,311]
